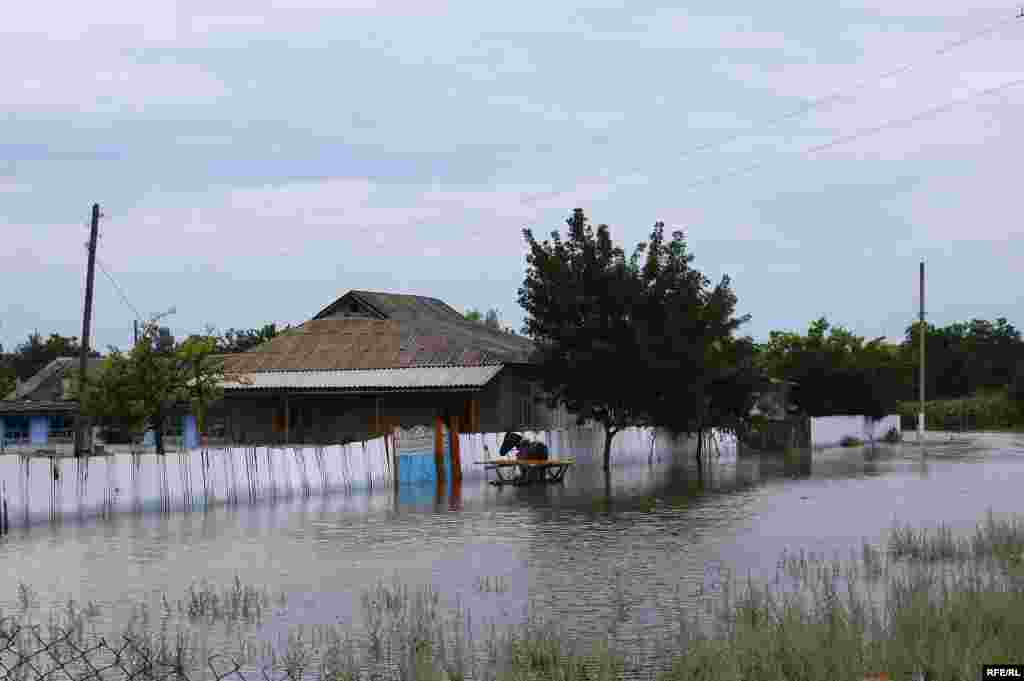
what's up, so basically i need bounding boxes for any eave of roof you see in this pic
[221,363,505,393]
[0,400,80,414]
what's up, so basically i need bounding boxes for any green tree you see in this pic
[464,308,503,330]
[763,318,912,420]
[9,332,99,381]
[217,324,288,354]
[79,320,225,455]
[0,344,14,398]
[900,318,1024,399]
[519,209,755,470]
[628,221,759,461]
[484,308,501,330]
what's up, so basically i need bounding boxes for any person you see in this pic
[499,432,549,460]
[499,431,549,484]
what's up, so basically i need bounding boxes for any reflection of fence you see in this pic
[744,418,811,452]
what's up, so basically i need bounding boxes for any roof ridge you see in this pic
[230,362,507,375]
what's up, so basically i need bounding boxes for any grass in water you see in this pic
[6,513,1024,680]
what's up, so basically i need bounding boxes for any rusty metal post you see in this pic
[451,414,462,482]
[434,414,446,483]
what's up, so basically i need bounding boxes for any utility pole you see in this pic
[918,260,926,445]
[134,319,139,346]
[77,203,101,456]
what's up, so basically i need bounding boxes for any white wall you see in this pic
[810,415,901,448]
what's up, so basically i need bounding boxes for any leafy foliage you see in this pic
[465,307,512,333]
[216,324,288,354]
[2,332,100,384]
[78,320,226,453]
[0,346,14,398]
[900,318,1024,400]
[759,318,911,420]
[518,209,757,469]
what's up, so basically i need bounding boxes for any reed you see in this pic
[7,513,1024,680]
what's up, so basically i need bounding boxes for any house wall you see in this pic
[215,392,468,445]
[212,367,573,446]
[475,369,573,433]
[810,415,901,448]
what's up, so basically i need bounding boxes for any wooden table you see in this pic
[475,458,575,486]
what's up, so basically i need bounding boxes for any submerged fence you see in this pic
[0,426,708,535]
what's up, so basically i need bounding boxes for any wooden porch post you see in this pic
[451,414,462,482]
[434,413,446,483]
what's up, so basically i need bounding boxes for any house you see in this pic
[0,357,105,451]
[209,290,571,451]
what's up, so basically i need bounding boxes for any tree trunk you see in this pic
[153,413,166,456]
[695,428,703,466]
[602,426,618,472]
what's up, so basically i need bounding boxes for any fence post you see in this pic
[434,415,446,484]
[451,415,462,482]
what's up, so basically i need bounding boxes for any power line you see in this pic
[683,74,1024,192]
[95,257,143,322]
[678,9,1023,161]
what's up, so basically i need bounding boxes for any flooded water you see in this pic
[1,429,1023,671]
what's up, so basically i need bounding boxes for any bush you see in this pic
[898,390,1024,432]
[840,435,863,447]
[882,427,901,443]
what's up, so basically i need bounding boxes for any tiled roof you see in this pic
[221,364,504,392]
[219,319,401,373]
[313,290,536,367]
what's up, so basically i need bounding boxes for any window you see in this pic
[3,416,29,444]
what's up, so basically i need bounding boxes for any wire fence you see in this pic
[0,619,305,681]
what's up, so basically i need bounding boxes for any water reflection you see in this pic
[0,434,1021,673]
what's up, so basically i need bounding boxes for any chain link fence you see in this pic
[0,619,309,681]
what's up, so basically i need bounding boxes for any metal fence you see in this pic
[0,620,303,681]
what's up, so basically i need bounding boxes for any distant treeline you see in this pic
[0,324,291,399]
[757,316,1024,424]
[4,311,1023,427]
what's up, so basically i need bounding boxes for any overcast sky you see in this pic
[2,1,1022,354]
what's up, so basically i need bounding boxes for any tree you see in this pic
[179,333,227,439]
[8,332,99,381]
[900,318,1024,399]
[626,221,758,461]
[762,318,912,422]
[1010,359,1024,405]
[464,308,503,330]
[217,324,288,354]
[484,309,501,330]
[0,344,14,398]
[519,209,755,470]
[79,320,226,455]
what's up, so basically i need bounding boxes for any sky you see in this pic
[2,0,1023,354]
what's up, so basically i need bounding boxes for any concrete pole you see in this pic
[77,203,101,456]
[918,260,926,443]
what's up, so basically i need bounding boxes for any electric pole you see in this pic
[918,260,926,445]
[77,203,101,456]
